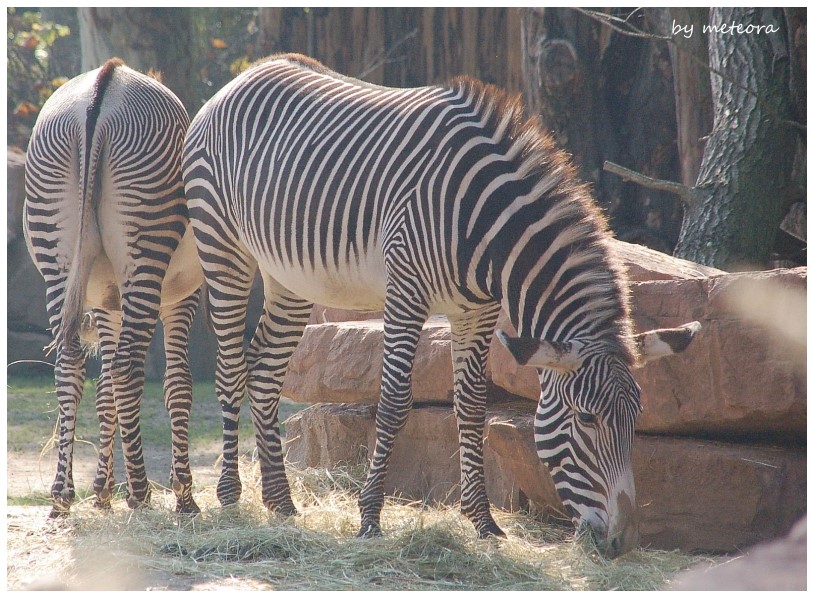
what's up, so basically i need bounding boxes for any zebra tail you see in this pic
[59,59,122,347]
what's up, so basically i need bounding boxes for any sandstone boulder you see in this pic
[7,147,26,245]
[283,317,454,404]
[490,267,807,438]
[668,517,806,591]
[284,403,807,553]
[607,238,724,281]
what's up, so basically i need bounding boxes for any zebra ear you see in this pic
[496,330,584,372]
[635,321,701,365]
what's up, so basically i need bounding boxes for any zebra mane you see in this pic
[450,76,637,365]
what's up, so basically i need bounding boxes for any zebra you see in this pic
[23,58,203,517]
[182,53,700,557]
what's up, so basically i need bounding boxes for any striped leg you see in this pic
[203,256,256,506]
[246,275,312,515]
[449,304,505,538]
[358,289,429,537]
[110,282,162,509]
[159,289,201,514]
[49,330,87,518]
[92,309,121,509]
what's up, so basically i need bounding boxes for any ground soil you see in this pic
[6,442,261,590]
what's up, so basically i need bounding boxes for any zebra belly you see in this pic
[257,255,388,312]
[160,227,204,306]
[85,228,202,311]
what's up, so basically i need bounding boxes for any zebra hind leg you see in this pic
[201,255,256,507]
[159,289,202,514]
[357,290,429,537]
[110,286,162,510]
[91,309,122,510]
[49,332,88,518]
[449,306,505,539]
[246,278,312,516]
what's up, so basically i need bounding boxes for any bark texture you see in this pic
[78,8,196,112]
[257,8,522,91]
[519,8,683,253]
[658,8,714,187]
[674,8,800,269]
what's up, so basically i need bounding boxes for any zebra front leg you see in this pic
[111,288,161,509]
[49,334,87,518]
[449,305,505,538]
[159,289,201,514]
[91,309,122,509]
[358,292,429,537]
[246,279,312,516]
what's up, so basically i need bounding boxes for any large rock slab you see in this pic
[283,317,454,405]
[667,516,806,590]
[608,238,724,281]
[490,267,806,438]
[7,147,26,245]
[284,403,807,553]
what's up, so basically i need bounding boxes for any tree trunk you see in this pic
[658,8,714,187]
[78,8,196,113]
[674,8,799,269]
[41,7,81,79]
[519,8,683,251]
[519,8,610,190]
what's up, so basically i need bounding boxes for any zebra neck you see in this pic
[498,237,632,355]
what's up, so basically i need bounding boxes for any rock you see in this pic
[283,318,454,404]
[608,238,724,281]
[285,403,374,470]
[633,435,806,552]
[668,517,806,590]
[632,268,806,438]
[285,402,462,504]
[6,330,55,377]
[283,403,807,553]
[7,147,26,245]
[490,267,807,438]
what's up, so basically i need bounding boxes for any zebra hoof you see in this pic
[216,476,242,507]
[356,522,383,539]
[94,497,113,511]
[477,523,507,539]
[176,498,201,516]
[49,491,74,518]
[94,485,113,510]
[48,506,71,519]
[126,491,152,510]
[268,502,298,517]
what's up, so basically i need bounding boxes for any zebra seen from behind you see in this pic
[182,53,699,558]
[24,58,203,516]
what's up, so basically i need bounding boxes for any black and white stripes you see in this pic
[183,53,699,555]
[24,59,202,516]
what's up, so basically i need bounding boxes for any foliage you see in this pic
[189,8,260,109]
[7,8,72,149]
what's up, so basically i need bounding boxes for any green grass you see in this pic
[6,373,306,459]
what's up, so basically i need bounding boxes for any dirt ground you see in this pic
[6,442,258,590]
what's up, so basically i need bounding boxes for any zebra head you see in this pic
[497,321,701,558]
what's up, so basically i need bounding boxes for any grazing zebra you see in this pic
[24,58,203,516]
[182,53,699,557]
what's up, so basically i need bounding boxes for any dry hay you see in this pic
[7,458,710,591]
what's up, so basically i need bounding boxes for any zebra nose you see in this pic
[602,534,623,560]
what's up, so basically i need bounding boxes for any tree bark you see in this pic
[674,8,799,270]
[657,8,714,187]
[520,8,684,251]
[519,8,610,189]
[78,8,196,113]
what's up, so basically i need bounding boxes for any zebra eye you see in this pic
[576,412,597,425]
